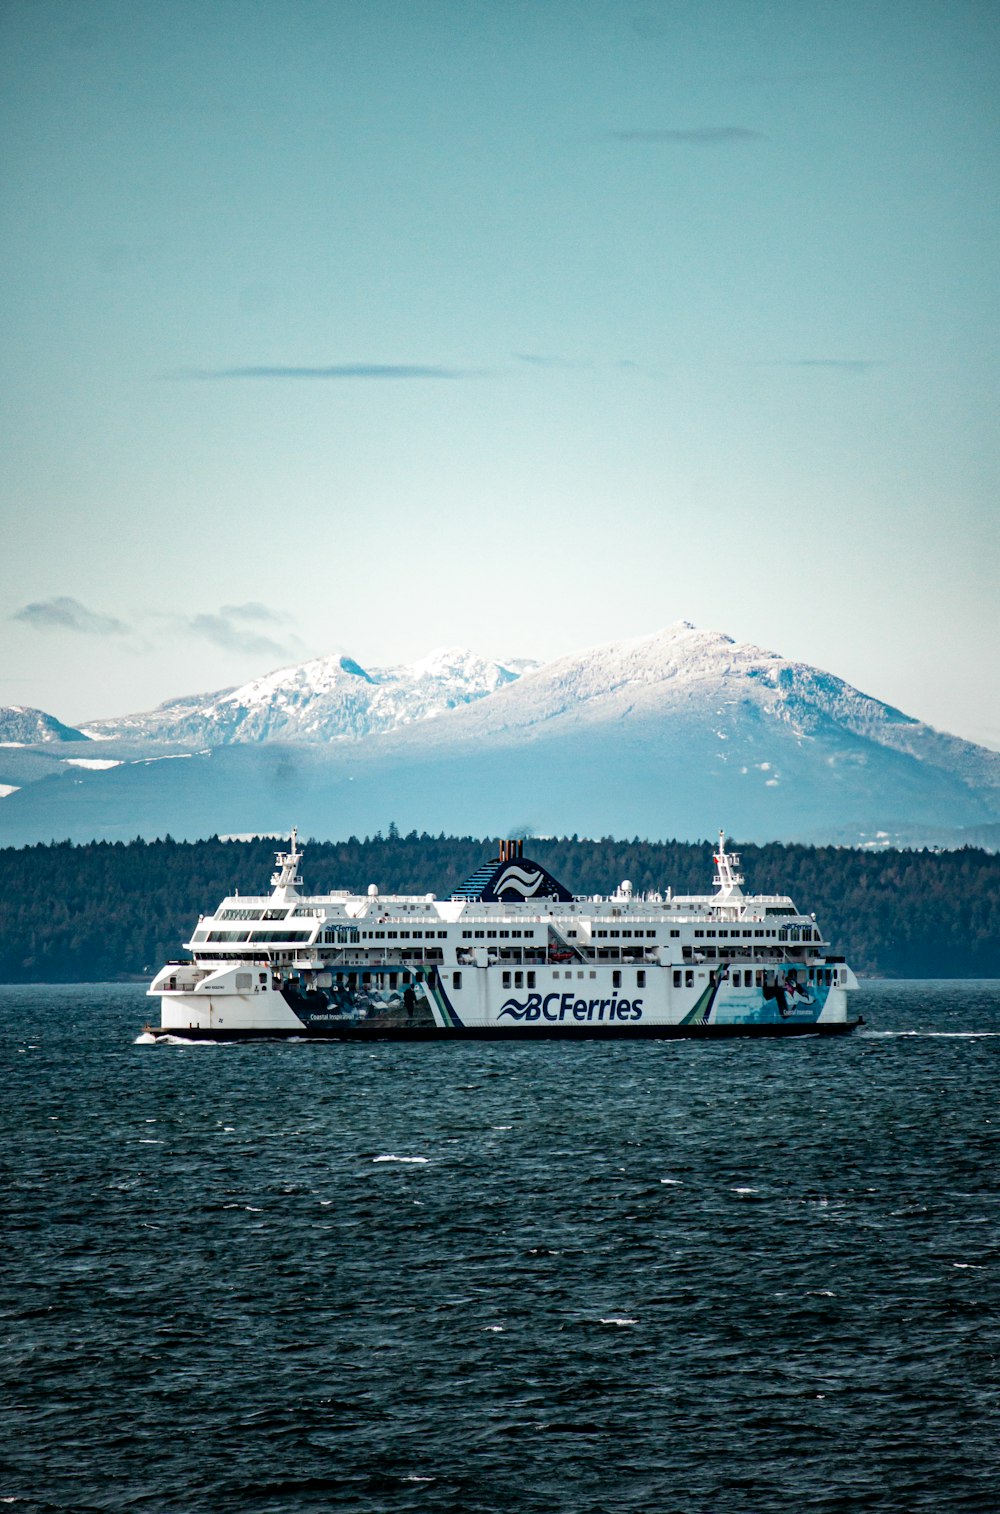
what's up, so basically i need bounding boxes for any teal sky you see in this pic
[2,0,998,746]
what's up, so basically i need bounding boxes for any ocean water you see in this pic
[2,982,998,1514]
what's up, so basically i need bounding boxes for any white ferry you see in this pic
[145,831,861,1040]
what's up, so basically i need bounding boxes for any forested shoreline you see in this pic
[1,831,997,982]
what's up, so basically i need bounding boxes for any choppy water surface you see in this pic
[2,981,998,1513]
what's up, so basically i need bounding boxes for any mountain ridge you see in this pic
[1,623,998,849]
[77,645,538,746]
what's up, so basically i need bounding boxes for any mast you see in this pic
[712,829,744,900]
[270,828,304,898]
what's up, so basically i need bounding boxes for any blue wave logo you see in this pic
[498,995,539,1021]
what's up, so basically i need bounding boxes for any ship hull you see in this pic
[144,1017,863,1043]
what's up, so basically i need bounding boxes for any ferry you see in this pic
[144,831,861,1040]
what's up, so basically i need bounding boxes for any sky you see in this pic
[2,0,998,747]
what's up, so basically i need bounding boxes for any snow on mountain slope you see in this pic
[0,706,89,744]
[2,624,998,847]
[83,648,536,746]
[374,623,1000,800]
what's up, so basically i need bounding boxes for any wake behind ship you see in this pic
[144,832,861,1040]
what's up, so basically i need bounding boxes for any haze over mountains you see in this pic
[2,624,998,850]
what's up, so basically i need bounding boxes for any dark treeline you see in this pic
[1,831,997,982]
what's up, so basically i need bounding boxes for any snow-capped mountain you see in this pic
[388,623,1000,800]
[0,706,88,744]
[82,647,538,745]
[1,624,997,848]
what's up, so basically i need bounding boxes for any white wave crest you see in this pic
[492,864,544,898]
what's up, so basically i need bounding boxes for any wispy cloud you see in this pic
[167,363,488,381]
[219,602,290,626]
[183,603,304,660]
[12,596,129,636]
[762,359,883,374]
[514,353,588,370]
[609,127,764,144]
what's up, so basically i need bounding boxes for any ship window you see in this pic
[755,930,764,938]
[670,930,680,938]
[567,930,577,938]
[387,931,398,939]
[399,931,410,939]
[514,972,523,988]
[646,931,656,938]
[487,931,497,938]
[718,930,728,938]
[732,971,741,986]
[376,931,385,939]
[622,930,631,938]
[500,930,509,938]
[673,970,682,987]
[437,931,447,939]
[511,930,521,938]
[613,971,621,988]
[503,972,511,988]
[462,930,471,938]
[694,930,704,938]
[474,931,485,939]
[610,930,619,938]
[637,971,646,988]
[706,930,716,938]
[453,972,462,989]
[527,972,535,988]
[685,970,694,988]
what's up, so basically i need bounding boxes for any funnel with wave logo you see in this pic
[451,845,573,904]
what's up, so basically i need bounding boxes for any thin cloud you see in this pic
[220,602,292,626]
[763,359,883,374]
[514,353,589,370]
[185,608,304,661]
[167,364,488,381]
[609,127,764,144]
[12,596,129,636]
